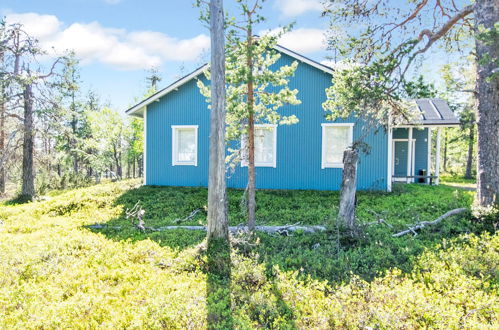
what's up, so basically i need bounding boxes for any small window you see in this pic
[321,123,354,168]
[241,124,277,167]
[172,125,198,166]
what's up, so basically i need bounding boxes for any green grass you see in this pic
[0,180,497,328]
[440,174,477,189]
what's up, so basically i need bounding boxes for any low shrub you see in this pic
[0,179,497,328]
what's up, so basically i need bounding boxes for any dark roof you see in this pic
[410,99,460,126]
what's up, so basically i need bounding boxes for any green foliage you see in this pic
[86,107,127,177]
[197,4,300,168]
[0,181,497,328]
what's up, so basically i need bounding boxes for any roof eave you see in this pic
[125,64,209,116]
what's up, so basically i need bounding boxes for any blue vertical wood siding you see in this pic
[146,52,389,191]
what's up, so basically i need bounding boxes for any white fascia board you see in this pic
[126,45,334,117]
[126,64,209,116]
[273,44,334,75]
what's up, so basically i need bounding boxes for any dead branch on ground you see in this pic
[392,208,467,237]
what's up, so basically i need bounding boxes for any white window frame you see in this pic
[241,124,278,168]
[321,123,354,169]
[171,125,198,166]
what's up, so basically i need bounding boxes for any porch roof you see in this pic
[409,98,460,126]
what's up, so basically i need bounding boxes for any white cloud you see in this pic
[127,31,210,62]
[274,0,323,17]
[262,28,327,54]
[5,12,210,71]
[5,12,62,39]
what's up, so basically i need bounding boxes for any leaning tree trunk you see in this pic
[21,83,35,199]
[475,0,499,207]
[337,148,358,231]
[206,0,229,241]
[464,125,474,179]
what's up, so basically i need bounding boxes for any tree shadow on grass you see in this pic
[206,238,233,329]
[85,183,491,286]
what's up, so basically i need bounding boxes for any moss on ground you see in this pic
[0,180,497,329]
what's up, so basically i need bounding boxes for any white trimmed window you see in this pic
[171,125,198,166]
[242,124,277,167]
[321,123,354,168]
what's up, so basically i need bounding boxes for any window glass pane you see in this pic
[177,128,195,162]
[325,126,350,164]
[255,127,274,164]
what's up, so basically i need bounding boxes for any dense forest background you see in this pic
[0,22,152,199]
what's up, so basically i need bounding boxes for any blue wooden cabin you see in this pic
[127,45,459,192]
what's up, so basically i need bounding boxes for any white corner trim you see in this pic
[171,125,199,166]
[387,126,393,192]
[321,123,354,169]
[143,107,147,185]
[427,127,432,184]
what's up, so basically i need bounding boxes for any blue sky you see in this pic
[1,0,459,112]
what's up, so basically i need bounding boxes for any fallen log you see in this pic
[156,224,327,234]
[392,208,467,237]
[87,223,327,234]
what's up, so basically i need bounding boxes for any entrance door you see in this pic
[393,141,408,179]
[392,140,415,182]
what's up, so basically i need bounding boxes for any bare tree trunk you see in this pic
[246,25,257,232]
[337,148,358,231]
[0,82,5,195]
[21,83,35,199]
[0,51,6,195]
[475,0,499,207]
[138,156,143,178]
[443,131,448,172]
[0,105,5,195]
[464,125,474,179]
[133,157,136,178]
[207,0,229,241]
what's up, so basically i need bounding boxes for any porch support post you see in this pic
[427,127,432,184]
[407,127,413,183]
[387,125,393,192]
[435,127,441,185]
[143,107,147,185]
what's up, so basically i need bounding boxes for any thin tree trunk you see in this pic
[475,0,499,207]
[138,156,143,177]
[207,0,229,241]
[443,131,448,172]
[21,82,35,199]
[133,157,136,178]
[337,148,358,231]
[246,24,257,231]
[464,125,474,179]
